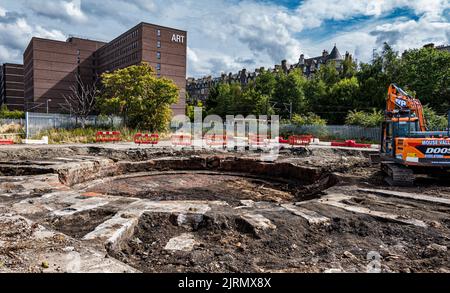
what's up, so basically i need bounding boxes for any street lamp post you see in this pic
[46,99,52,114]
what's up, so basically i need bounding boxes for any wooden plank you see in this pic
[281,204,330,225]
[358,188,450,207]
[320,197,427,228]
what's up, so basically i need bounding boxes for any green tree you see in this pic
[316,62,340,86]
[356,59,386,109]
[253,69,276,97]
[291,112,327,126]
[273,69,307,118]
[186,101,206,121]
[423,105,448,130]
[206,83,241,117]
[399,47,450,113]
[381,43,401,82]
[98,63,179,131]
[0,105,25,119]
[341,56,357,79]
[304,78,327,112]
[318,77,360,124]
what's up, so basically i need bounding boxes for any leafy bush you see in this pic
[33,127,168,144]
[345,109,383,128]
[0,105,25,119]
[291,113,327,126]
[282,113,328,138]
[423,105,448,130]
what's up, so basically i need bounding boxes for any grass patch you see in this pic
[34,127,168,144]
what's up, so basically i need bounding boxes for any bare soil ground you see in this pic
[0,145,448,273]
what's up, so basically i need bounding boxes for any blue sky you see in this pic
[0,0,449,77]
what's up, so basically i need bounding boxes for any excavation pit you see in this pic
[2,146,449,273]
[76,156,340,205]
[84,172,299,206]
[39,208,117,239]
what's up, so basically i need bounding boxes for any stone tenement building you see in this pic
[187,45,352,103]
[423,43,450,53]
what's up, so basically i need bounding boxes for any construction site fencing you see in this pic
[170,122,380,142]
[280,124,380,142]
[25,112,123,138]
[0,118,24,126]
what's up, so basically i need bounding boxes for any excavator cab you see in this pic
[381,114,420,157]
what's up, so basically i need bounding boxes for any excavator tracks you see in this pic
[381,161,415,186]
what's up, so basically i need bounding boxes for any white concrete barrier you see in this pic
[24,136,48,145]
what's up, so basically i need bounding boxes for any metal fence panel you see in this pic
[280,124,380,141]
[170,121,381,142]
[0,118,24,126]
[25,112,123,138]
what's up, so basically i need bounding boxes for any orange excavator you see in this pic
[380,84,450,185]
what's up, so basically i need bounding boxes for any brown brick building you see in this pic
[23,37,105,113]
[95,23,187,116]
[23,22,187,115]
[0,63,24,111]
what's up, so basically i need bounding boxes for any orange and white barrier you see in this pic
[205,134,227,147]
[96,131,121,143]
[289,135,314,146]
[0,139,14,145]
[249,134,268,147]
[171,133,192,146]
[134,133,159,145]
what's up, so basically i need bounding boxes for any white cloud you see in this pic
[63,0,87,22]
[27,0,87,23]
[370,18,450,53]
[0,6,6,17]
[0,44,20,62]
[0,16,66,63]
[0,0,449,76]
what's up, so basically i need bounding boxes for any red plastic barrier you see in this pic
[171,133,192,146]
[289,135,313,146]
[0,139,14,145]
[96,131,121,143]
[279,137,289,144]
[205,134,227,147]
[331,140,371,148]
[249,134,268,146]
[134,133,159,145]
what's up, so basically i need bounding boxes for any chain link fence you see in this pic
[25,112,123,138]
[0,118,24,126]
[280,124,380,142]
[171,121,380,142]
[23,113,381,142]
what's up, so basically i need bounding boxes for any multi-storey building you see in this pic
[21,22,187,115]
[0,63,24,111]
[95,23,187,116]
[23,37,105,112]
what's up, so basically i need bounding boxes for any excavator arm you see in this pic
[387,84,427,131]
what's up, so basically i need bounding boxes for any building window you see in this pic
[157,52,161,59]
[157,41,161,48]
[157,29,161,37]
[156,63,161,70]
